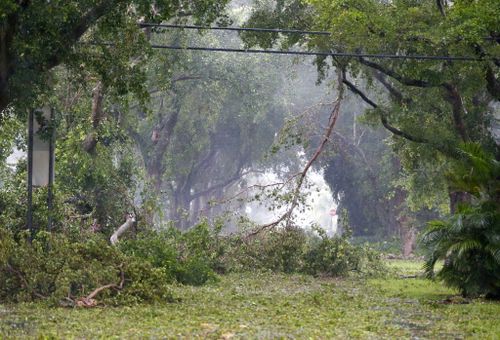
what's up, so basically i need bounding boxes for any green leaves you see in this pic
[421,144,500,297]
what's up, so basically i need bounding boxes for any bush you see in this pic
[0,222,226,305]
[304,227,384,277]
[119,221,221,286]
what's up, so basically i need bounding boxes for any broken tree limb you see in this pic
[110,213,136,245]
[73,266,125,308]
[246,70,345,237]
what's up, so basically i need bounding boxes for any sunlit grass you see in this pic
[1,260,499,339]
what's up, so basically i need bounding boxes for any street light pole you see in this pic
[47,108,55,231]
[27,109,34,242]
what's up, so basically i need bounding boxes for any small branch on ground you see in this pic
[73,265,125,308]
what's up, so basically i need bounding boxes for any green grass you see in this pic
[1,260,499,339]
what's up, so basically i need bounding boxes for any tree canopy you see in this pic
[0,0,229,115]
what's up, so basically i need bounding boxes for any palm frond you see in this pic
[448,239,482,258]
[485,245,500,264]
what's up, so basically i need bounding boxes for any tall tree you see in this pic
[0,0,229,116]
[128,27,288,228]
[243,0,499,215]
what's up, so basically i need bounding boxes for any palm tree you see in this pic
[421,143,500,298]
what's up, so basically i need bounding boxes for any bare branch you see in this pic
[74,265,125,307]
[246,70,345,237]
[110,213,136,245]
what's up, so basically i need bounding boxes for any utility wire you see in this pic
[88,42,486,61]
[139,22,331,36]
[140,23,496,42]
[149,44,485,61]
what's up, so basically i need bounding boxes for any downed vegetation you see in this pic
[1,261,499,338]
[0,222,383,306]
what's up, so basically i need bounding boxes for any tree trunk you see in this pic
[449,191,470,214]
[0,15,16,114]
[83,81,104,153]
[401,225,417,258]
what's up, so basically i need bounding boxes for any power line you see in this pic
[140,23,496,43]
[149,44,485,61]
[88,42,486,61]
[139,22,331,36]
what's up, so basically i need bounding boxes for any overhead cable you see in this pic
[88,42,486,61]
[149,44,485,61]
[139,22,331,36]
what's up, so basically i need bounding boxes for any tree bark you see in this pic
[83,81,105,153]
[442,83,469,142]
[485,65,500,101]
[448,191,471,214]
[0,9,18,113]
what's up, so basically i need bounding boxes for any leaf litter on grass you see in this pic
[0,260,499,338]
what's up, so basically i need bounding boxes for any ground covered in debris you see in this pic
[0,260,498,339]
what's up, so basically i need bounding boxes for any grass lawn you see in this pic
[1,260,499,339]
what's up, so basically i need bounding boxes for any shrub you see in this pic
[0,219,384,306]
[303,227,384,277]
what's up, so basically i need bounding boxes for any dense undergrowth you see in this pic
[0,222,383,306]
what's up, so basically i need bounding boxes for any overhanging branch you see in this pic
[358,57,436,88]
[341,76,428,144]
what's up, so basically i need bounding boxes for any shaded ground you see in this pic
[1,260,499,339]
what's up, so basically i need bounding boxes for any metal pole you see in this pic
[47,108,55,232]
[27,109,34,242]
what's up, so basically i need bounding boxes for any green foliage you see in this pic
[422,204,500,298]
[225,226,384,277]
[304,227,384,277]
[0,217,385,306]
[422,144,500,298]
[4,261,499,338]
[132,24,289,226]
[0,0,230,114]
[119,221,223,286]
[243,0,499,215]
[0,229,173,305]
[0,221,223,305]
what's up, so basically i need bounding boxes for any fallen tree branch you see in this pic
[74,265,125,308]
[246,70,345,237]
[6,263,47,299]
